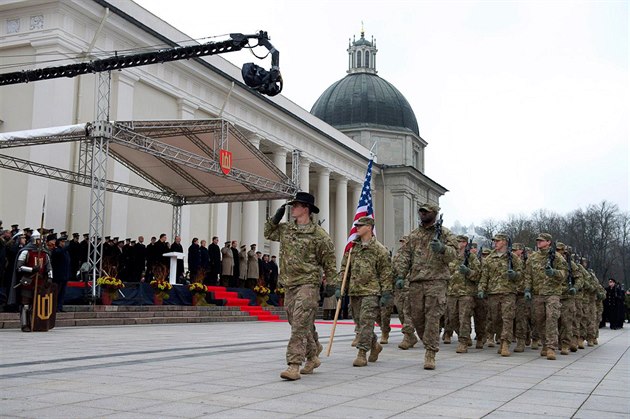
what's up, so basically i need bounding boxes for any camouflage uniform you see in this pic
[393,218,458,358]
[446,250,481,349]
[337,236,393,353]
[524,238,568,356]
[391,249,417,344]
[576,262,594,347]
[514,246,533,350]
[479,246,523,350]
[264,218,336,366]
[590,270,605,343]
[557,249,582,353]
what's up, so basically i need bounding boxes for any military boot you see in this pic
[424,350,436,370]
[317,341,323,356]
[456,341,468,353]
[475,339,484,349]
[300,357,321,374]
[560,345,569,355]
[578,338,585,349]
[353,349,368,367]
[531,340,540,350]
[369,341,383,362]
[540,346,548,357]
[443,333,451,344]
[398,333,418,350]
[500,340,511,357]
[587,339,595,347]
[280,364,301,380]
[547,348,556,360]
[570,337,578,352]
[593,338,599,345]
[351,334,359,347]
[380,331,389,344]
[486,337,495,348]
[514,339,525,353]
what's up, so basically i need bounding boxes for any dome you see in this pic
[310,73,419,136]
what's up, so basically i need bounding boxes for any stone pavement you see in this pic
[1,320,628,418]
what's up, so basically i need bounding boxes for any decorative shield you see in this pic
[219,149,232,175]
[32,282,58,332]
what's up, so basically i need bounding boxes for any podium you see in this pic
[163,252,185,284]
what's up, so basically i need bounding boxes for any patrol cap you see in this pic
[419,203,440,213]
[512,243,524,250]
[471,242,478,249]
[456,235,469,242]
[354,216,374,227]
[536,232,552,241]
[556,242,566,251]
[481,248,491,255]
[492,233,509,241]
[399,235,409,243]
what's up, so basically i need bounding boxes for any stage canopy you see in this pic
[0,119,298,205]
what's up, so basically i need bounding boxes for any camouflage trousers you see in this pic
[408,279,446,352]
[595,299,603,339]
[446,295,474,344]
[559,296,576,347]
[585,296,598,340]
[473,296,488,343]
[514,294,534,341]
[399,288,416,336]
[579,296,592,339]
[488,294,516,343]
[350,295,379,351]
[573,298,583,339]
[378,287,404,335]
[285,284,320,365]
[533,295,561,350]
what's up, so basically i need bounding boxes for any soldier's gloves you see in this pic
[477,291,485,299]
[507,269,518,280]
[380,291,393,307]
[524,289,532,300]
[395,278,405,289]
[32,263,41,272]
[459,265,471,275]
[334,287,341,299]
[569,287,577,295]
[545,266,556,277]
[323,284,336,298]
[271,204,286,224]
[430,239,446,254]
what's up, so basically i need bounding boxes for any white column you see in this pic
[351,184,362,218]
[214,203,229,243]
[299,157,310,192]
[317,168,331,232]
[242,137,261,248]
[335,177,348,268]
[270,147,288,258]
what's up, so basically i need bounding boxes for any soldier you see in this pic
[478,233,523,357]
[265,192,336,380]
[555,243,580,355]
[471,243,488,349]
[446,235,481,354]
[391,236,420,348]
[524,233,568,360]
[8,231,53,332]
[589,268,606,344]
[393,202,458,370]
[512,243,534,352]
[335,216,392,367]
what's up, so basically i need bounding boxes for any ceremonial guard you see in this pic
[9,231,54,332]
[336,216,393,367]
[393,203,458,369]
[265,192,336,381]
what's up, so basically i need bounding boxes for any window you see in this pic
[365,51,370,68]
[356,51,361,68]
[413,150,419,169]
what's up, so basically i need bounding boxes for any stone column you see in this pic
[335,177,348,268]
[242,136,261,248]
[299,157,310,192]
[270,147,288,258]
[317,168,330,232]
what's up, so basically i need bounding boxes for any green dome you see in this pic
[310,73,419,136]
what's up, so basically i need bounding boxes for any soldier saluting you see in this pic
[265,192,336,381]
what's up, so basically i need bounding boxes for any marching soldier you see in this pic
[512,243,535,352]
[336,216,393,367]
[391,236,420,349]
[555,243,581,354]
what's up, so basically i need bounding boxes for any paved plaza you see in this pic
[1,319,629,418]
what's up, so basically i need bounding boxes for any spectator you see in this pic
[188,238,201,281]
[199,240,210,282]
[51,235,71,312]
[208,236,221,286]
[170,236,184,283]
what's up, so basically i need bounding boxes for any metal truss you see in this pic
[0,126,90,149]
[292,149,301,188]
[185,191,292,204]
[172,200,183,239]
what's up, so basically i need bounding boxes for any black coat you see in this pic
[51,245,71,283]
[231,247,240,280]
[208,243,221,276]
[188,243,201,271]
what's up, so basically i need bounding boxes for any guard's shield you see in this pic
[219,149,232,175]
[32,282,57,332]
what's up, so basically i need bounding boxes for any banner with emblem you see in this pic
[32,282,58,332]
[219,149,232,175]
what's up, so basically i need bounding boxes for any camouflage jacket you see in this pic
[576,264,594,299]
[523,248,569,296]
[447,251,481,297]
[562,259,584,297]
[264,218,336,288]
[393,223,458,282]
[337,237,393,296]
[479,250,523,295]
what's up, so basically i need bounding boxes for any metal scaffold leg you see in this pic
[172,202,182,240]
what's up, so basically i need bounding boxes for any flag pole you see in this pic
[326,249,352,357]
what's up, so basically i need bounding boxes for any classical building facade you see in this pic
[0,1,446,269]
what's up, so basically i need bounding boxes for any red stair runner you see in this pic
[207,286,279,321]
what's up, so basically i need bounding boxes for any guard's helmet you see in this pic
[30,231,41,244]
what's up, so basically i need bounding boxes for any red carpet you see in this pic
[207,286,280,321]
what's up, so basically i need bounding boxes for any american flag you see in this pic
[344,159,374,253]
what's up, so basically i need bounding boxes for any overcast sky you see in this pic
[134,0,628,228]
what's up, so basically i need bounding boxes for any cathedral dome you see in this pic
[310,73,419,136]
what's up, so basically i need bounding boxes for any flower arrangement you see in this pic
[150,278,172,300]
[275,287,285,295]
[97,276,125,290]
[188,282,207,294]
[254,285,271,295]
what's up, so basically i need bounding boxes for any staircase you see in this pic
[206,286,280,321]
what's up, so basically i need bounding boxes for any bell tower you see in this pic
[347,25,378,75]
